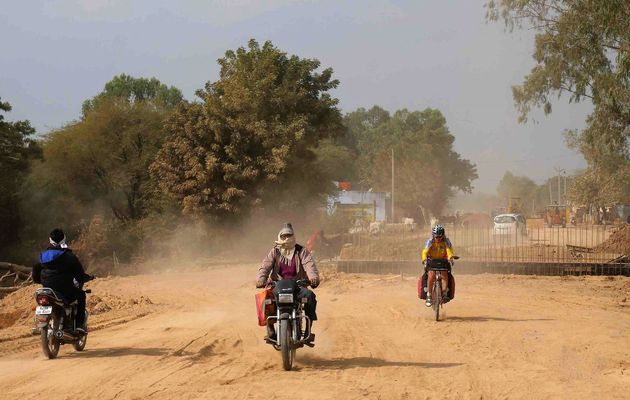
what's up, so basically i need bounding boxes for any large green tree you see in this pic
[487,0,629,203]
[150,39,344,218]
[27,76,183,225]
[346,107,477,217]
[0,98,40,247]
[82,74,183,116]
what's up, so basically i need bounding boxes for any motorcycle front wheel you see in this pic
[41,311,60,359]
[279,319,294,371]
[73,333,87,351]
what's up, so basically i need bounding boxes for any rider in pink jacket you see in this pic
[256,223,320,342]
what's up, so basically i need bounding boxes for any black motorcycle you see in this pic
[34,284,92,359]
[264,279,313,371]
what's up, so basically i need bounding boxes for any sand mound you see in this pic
[0,284,154,329]
[0,286,36,329]
[88,294,153,314]
[595,224,630,255]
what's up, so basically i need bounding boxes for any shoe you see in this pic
[304,333,315,348]
[425,297,432,307]
[265,325,277,342]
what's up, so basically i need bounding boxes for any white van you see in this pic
[493,213,527,236]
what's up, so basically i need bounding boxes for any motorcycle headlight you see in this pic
[278,293,293,303]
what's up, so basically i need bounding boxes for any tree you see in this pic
[150,39,344,218]
[0,98,40,246]
[497,172,538,207]
[487,0,629,203]
[312,139,358,182]
[82,74,183,116]
[348,107,477,217]
[342,106,391,152]
[27,76,183,225]
[567,167,630,209]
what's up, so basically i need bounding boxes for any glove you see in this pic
[256,279,266,289]
[310,277,320,289]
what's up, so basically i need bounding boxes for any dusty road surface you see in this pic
[0,264,629,400]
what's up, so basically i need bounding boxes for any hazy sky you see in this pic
[1,0,592,193]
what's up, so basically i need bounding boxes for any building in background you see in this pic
[327,189,390,222]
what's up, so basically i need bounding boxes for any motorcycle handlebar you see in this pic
[266,279,311,288]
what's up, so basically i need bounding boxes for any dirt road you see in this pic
[0,265,628,399]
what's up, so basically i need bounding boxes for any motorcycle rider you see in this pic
[256,223,320,343]
[32,229,93,334]
[422,224,454,307]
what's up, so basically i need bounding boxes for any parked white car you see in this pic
[493,213,527,236]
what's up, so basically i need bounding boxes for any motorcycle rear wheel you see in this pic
[41,312,60,359]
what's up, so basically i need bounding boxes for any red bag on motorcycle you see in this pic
[255,288,274,326]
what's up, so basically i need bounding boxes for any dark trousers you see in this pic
[67,288,86,326]
[266,288,317,337]
[298,287,317,322]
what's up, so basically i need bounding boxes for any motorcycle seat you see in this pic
[36,288,77,306]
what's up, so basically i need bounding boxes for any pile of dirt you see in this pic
[87,294,153,314]
[0,284,154,330]
[0,286,36,329]
[594,224,630,255]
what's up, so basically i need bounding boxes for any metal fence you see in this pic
[340,223,628,264]
[335,260,630,277]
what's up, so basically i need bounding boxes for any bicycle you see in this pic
[425,256,458,321]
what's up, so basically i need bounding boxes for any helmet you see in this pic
[432,224,445,237]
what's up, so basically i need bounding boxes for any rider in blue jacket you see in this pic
[32,229,92,333]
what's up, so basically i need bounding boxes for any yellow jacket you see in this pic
[421,237,454,262]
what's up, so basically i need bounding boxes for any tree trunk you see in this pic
[0,262,31,278]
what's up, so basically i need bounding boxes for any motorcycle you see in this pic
[33,280,93,359]
[263,279,313,371]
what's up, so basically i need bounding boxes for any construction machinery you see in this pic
[545,204,568,228]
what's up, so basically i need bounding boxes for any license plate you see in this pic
[35,306,52,315]
[278,293,293,303]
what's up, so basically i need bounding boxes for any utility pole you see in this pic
[564,175,567,201]
[554,167,565,204]
[391,148,395,223]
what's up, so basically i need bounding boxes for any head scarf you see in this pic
[274,224,296,261]
[49,236,68,249]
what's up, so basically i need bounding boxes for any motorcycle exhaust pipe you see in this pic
[54,330,75,341]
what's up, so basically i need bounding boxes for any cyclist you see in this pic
[422,224,454,307]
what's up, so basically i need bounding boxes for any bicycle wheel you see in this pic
[432,281,441,321]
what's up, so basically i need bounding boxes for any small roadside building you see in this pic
[326,190,390,222]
